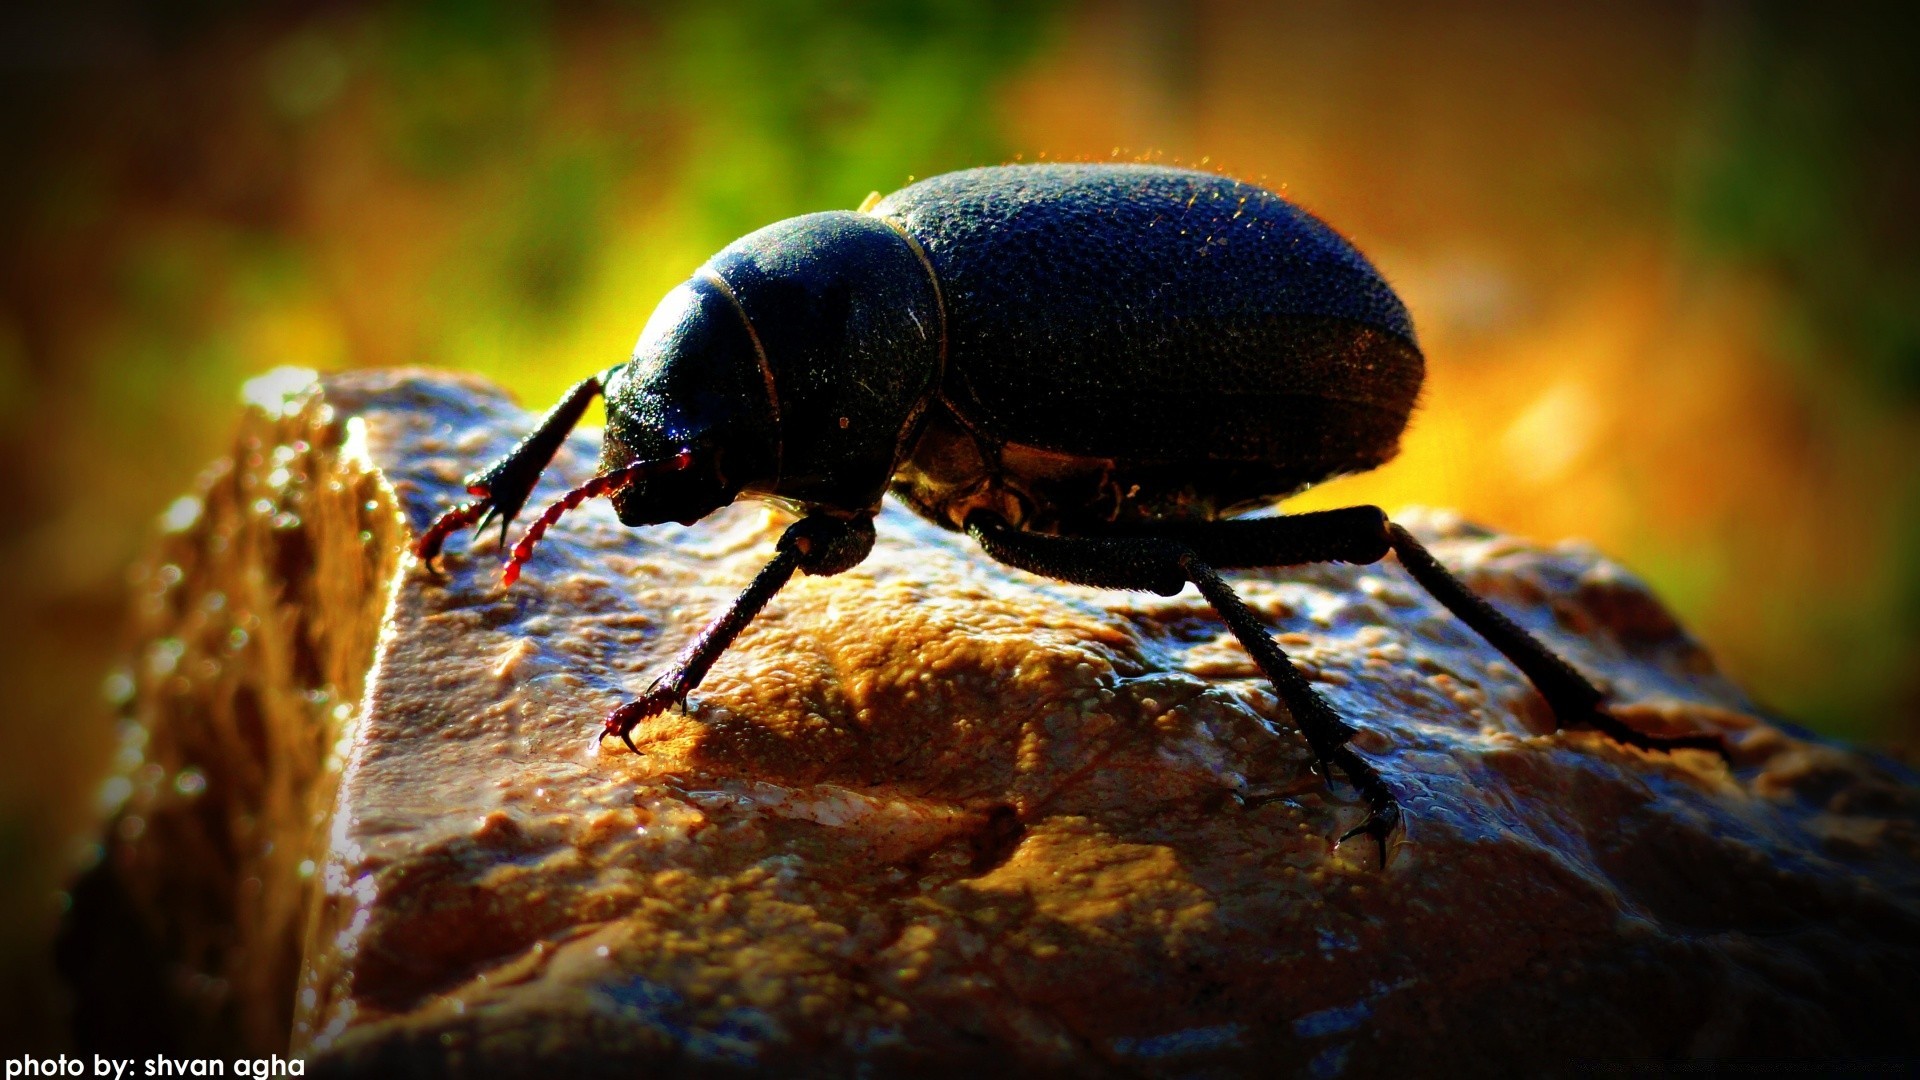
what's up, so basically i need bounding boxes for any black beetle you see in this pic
[417,163,1722,859]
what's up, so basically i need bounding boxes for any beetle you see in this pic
[416,163,1722,859]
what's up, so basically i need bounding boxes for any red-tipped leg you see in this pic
[599,679,685,753]
[414,485,494,570]
[500,449,694,586]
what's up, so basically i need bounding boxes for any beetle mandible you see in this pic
[416,163,1723,859]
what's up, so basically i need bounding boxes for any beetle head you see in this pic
[601,275,779,526]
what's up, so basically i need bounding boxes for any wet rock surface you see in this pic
[69,369,1920,1075]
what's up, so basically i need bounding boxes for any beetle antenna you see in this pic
[501,449,695,586]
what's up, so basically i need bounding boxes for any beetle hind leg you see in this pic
[1125,509,1727,757]
[1381,522,1727,756]
[965,511,1401,863]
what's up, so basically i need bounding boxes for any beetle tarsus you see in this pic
[594,703,646,755]
[1331,744,1401,865]
[414,496,492,568]
[1381,522,1726,759]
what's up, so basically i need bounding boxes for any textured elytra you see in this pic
[874,164,1424,484]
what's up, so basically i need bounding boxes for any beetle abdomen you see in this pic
[873,164,1423,518]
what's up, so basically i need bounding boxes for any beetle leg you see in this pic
[964,511,1400,864]
[602,513,876,753]
[415,370,615,567]
[1381,522,1727,757]
[1114,509,1726,757]
[1102,506,1395,567]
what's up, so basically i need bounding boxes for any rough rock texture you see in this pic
[69,369,1920,1075]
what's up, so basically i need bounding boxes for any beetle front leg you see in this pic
[416,369,617,566]
[603,512,876,752]
[965,511,1401,862]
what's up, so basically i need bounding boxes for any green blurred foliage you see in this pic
[1679,0,1920,732]
[377,1,550,178]
[673,0,1048,236]
[1684,1,1920,402]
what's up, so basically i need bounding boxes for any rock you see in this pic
[67,369,1920,1075]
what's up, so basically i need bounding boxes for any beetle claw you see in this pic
[591,717,640,755]
[1323,744,1402,869]
[1338,803,1399,867]
[472,504,501,545]
[601,683,685,754]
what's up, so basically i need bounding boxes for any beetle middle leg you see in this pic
[964,510,1402,860]
[602,512,876,752]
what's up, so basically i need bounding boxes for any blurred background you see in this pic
[2,0,1916,1048]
